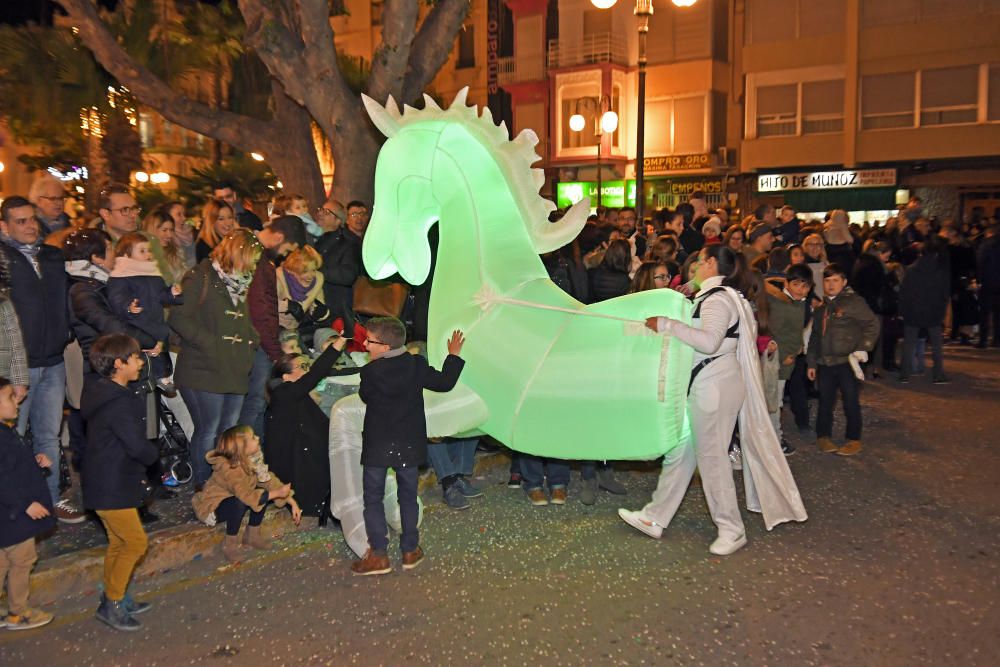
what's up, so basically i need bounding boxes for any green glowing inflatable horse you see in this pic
[360,88,693,461]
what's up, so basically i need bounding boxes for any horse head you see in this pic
[360,88,590,287]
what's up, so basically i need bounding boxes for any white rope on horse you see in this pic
[472,284,646,326]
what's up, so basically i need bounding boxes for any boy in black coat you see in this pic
[351,317,465,576]
[0,377,56,630]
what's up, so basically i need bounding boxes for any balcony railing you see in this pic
[547,33,628,69]
[497,55,546,86]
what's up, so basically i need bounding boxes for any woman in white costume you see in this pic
[619,244,807,555]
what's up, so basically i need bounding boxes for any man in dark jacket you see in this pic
[238,215,307,437]
[899,236,950,383]
[214,181,262,231]
[351,318,465,576]
[314,199,364,324]
[977,224,1000,348]
[0,196,82,523]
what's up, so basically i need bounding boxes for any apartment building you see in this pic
[736,0,1000,222]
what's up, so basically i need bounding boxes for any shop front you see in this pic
[554,174,730,215]
[755,167,899,224]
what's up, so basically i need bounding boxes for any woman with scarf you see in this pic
[169,229,261,488]
[275,245,329,345]
[618,244,807,555]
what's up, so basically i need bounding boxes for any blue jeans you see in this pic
[237,348,271,440]
[362,466,419,554]
[180,388,244,485]
[520,454,570,490]
[17,363,67,504]
[426,438,477,480]
[580,460,611,481]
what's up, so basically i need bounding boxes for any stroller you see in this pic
[156,393,193,486]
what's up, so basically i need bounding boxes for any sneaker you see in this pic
[5,608,53,631]
[617,508,663,539]
[526,488,548,506]
[443,484,470,510]
[579,477,598,506]
[729,444,743,471]
[54,499,86,524]
[837,439,863,456]
[95,596,141,632]
[549,486,567,505]
[454,476,483,498]
[781,440,796,456]
[597,468,627,495]
[816,437,838,454]
[507,472,522,489]
[932,375,950,385]
[709,532,747,556]
[161,473,180,488]
[402,546,425,570]
[121,593,151,615]
[351,549,392,576]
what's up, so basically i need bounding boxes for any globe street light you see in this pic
[570,99,618,208]
[591,0,698,220]
[569,114,586,132]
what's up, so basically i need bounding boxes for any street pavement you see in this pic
[2,346,999,666]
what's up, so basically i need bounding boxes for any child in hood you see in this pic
[106,232,183,392]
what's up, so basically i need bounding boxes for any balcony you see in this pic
[547,33,628,69]
[497,55,546,86]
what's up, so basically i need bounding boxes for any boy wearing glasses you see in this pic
[351,317,466,575]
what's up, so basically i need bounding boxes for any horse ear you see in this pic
[362,94,401,138]
[529,198,591,254]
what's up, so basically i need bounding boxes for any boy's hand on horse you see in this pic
[447,330,465,356]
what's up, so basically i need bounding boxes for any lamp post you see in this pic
[590,0,698,220]
[570,99,618,209]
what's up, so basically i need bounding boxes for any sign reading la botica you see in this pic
[643,154,711,174]
[757,168,897,192]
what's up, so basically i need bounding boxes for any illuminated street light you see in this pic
[0,161,5,173]
[250,152,265,162]
[134,171,149,183]
[569,114,586,132]
[601,111,619,134]
[150,172,170,184]
[590,0,699,219]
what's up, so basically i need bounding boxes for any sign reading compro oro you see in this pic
[644,154,711,174]
[757,168,896,192]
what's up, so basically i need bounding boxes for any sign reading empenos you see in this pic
[757,168,896,192]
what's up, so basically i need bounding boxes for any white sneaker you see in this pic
[617,508,663,539]
[709,532,747,556]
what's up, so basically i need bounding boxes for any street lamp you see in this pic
[591,0,698,220]
[570,100,618,208]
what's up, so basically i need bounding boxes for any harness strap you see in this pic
[688,355,720,394]
[692,286,739,339]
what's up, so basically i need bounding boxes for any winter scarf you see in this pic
[212,261,252,305]
[109,256,163,278]
[65,260,110,283]
[284,270,314,303]
[1,234,43,275]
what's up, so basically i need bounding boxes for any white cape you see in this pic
[720,286,809,530]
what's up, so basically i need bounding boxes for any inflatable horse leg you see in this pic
[328,394,369,557]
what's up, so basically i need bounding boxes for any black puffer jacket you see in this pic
[314,228,363,321]
[79,376,159,510]
[68,275,158,375]
[1,242,69,367]
[899,254,950,328]
[588,266,631,302]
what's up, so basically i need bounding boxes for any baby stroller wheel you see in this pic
[170,459,194,485]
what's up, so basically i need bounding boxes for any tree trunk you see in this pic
[328,114,380,206]
[263,87,326,207]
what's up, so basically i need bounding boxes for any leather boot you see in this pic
[221,534,243,563]
[242,525,271,550]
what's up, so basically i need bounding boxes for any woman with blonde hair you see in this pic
[170,229,262,487]
[195,199,237,263]
[276,245,329,341]
[824,209,856,275]
[142,205,190,284]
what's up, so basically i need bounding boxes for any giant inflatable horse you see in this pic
[329,88,694,555]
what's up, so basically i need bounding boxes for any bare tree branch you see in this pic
[55,0,272,153]
[366,0,419,102]
[401,0,471,102]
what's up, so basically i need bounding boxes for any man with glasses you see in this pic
[28,174,71,237]
[96,184,140,243]
[0,196,84,523]
[314,198,362,325]
[213,181,263,231]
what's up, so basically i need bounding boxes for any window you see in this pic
[561,93,621,150]
[920,65,978,126]
[802,80,845,134]
[644,94,709,154]
[756,84,797,137]
[861,72,915,130]
[990,65,1000,121]
[746,0,845,43]
[456,25,475,69]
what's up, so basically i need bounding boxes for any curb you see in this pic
[26,451,510,607]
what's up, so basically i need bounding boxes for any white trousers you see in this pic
[643,355,746,540]
[769,379,786,441]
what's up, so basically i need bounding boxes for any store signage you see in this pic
[644,153,711,174]
[667,178,723,196]
[556,180,636,209]
[487,1,499,95]
[757,168,896,192]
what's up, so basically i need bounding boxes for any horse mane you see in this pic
[362,88,588,254]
